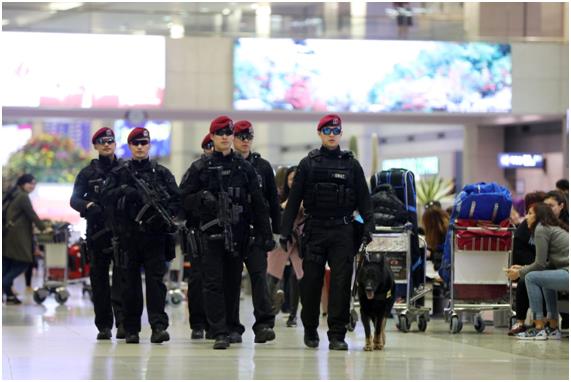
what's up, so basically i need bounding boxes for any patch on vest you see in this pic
[222,170,231,176]
[331,172,347,180]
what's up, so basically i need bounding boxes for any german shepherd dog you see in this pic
[357,252,396,351]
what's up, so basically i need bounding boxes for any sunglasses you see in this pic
[235,133,254,141]
[321,127,342,136]
[96,137,115,145]
[131,139,150,146]
[214,128,234,137]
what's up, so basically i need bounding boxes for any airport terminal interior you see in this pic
[1,2,570,380]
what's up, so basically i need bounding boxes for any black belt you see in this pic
[308,215,353,227]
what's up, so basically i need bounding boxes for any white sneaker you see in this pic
[546,326,562,340]
[516,327,548,340]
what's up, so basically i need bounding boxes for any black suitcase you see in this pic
[370,168,423,291]
[371,168,417,213]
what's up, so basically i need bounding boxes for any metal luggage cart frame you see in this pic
[34,224,73,305]
[445,223,516,334]
[165,242,186,305]
[347,224,431,333]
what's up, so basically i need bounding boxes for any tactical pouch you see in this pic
[313,183,339,209]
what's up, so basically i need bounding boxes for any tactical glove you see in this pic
[85,203,102,219]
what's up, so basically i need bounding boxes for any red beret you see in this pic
[209,116,233,134]
[234,120,253,135]
[201,133,213,149]
[127,127,150,144]
[91,127,114,144]
[317,114,342,131]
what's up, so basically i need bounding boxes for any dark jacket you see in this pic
[247,152,281,234]
[180,149,272,241]
[70,155,122,236]
[102,158,181,235]
[513,219,535,266]
[280,145,373,238]
[3,189,46,263]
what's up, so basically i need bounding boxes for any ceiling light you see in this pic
[169,23,185,39]
[48,2,83,11]
[222,8,231,16]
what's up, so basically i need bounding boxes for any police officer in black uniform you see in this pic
[70,127,124,340]
[181,133,214,340]
[231,120,280,343]
[280,114,373,351]
[103,127,181,344]
[180,116,273,350]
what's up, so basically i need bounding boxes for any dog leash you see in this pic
[351,243,367,299]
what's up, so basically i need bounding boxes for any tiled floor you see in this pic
[2,279,569,380]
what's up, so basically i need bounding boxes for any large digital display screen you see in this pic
[113,120,172,159]
[234,38,511,113]
[2,32,165,108]
[43,121,91,151]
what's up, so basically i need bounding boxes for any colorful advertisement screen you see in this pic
[113,120,172,159]
[3,32,165,108]
[234,38,511,113]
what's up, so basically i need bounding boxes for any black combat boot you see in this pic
[125,333,140,344]
[116,325,126,339]
[254,327,276,343]
[304,330,319,348]
[96,328,112,340]
[213,335,230,350]
[329,339,348,351]
[191,328,204,340]
[151,328,170,344]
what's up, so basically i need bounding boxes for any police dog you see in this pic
[357,252,395,351]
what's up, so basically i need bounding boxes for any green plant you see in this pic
[370,133,379,177]
[416,176,455,206]
[3,133,90,184]
[349,135,359,159]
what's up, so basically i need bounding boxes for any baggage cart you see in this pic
[445,219,516,334]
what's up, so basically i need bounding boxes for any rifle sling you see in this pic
[200,218,221,232]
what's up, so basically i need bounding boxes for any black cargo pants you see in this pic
[299,222,354,341]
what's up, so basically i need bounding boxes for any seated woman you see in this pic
[509,191,547,335]
[506,202,569,340]
[421,201,449,273]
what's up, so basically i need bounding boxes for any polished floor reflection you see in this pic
[2,278,569,380]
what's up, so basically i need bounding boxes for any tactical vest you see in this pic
[303,149,356,218]
[86,158,122,203]
[198,153,253,221]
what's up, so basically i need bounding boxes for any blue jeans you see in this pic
[525,270,569,320]
[2,257,30,297]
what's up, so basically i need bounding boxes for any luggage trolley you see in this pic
[373,224,432,333]
[165,238,186,305]
[348,224,431,333]
[34,223,72,305]
[445,220,516,334]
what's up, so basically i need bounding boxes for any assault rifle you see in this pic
[199,166,243,254]
[126,168,178,233]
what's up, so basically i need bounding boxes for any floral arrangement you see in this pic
[3,133,90,184]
